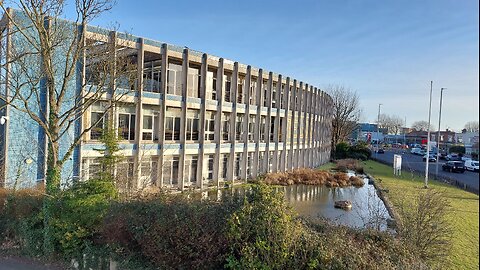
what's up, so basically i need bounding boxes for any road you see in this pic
[373,149,479,193]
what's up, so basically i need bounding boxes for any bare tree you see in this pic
[378,114,404,135]
[464,121,479,132]
[411,120,435,132]
[0,0,137,254]
[326,85,361,156]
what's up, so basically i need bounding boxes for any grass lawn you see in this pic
[362,160,479,270]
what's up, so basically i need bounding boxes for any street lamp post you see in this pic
[376,103,382,159]
[425,81,433,188]
[435,88,446,178]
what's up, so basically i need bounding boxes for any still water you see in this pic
[283,176,391,231]
[200,174,391,231]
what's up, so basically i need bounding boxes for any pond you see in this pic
[199,172,392,231]
[283,174,392,231]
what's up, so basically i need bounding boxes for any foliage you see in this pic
[398,190,452,266]
[411,121,435,132]
[225,184,301,269]
[51,179,117,257]
[335,142,350,159]
[0,187,44,256]
[100,193,241,270]
[335,142,371,161]
[449,145,466,154]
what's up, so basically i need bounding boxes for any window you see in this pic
[118,113,136,141]
[235,153,242,179]
[90,112,104,140]
[187,66,200,98]
[272,82,277,108]
[248,115,255,142]
[167,62,182,95]
[236,114,244,141]
[224,74,232,102]
[165,107,181,141]
[143,60,161,92]
[207,155,214,180]
[116,158,135,190]
[270,116,275,141]
[163,156,179,185]
[247,152,254,178]
[186,109,200,141]
[140,157,158,187]
[249,79,257,105]
[222,112,231,141]
[184,155,198,184]
[143,115,153,140]
[89,102,108,140]
[206,70,217,100]
[263,80,269,107]
[260,116,266,142]
[237,77,245,103]
[220,154,229,180]
[205,111,215,141]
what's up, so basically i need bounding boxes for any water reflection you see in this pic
[194,176,391,231]
[284,177,391,231]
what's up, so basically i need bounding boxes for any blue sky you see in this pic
[67,0,478,131]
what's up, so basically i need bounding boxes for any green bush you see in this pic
[225,184,302,269]
[51,179,117,257]
[335,142,350,159]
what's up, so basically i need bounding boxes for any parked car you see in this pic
[442,161,466,173]
[423,154,436,162]
[446,154,461,161]
[461,156,472,162]
[376,148,385,154]
[438,152,447,160]
[465,160,479,172]
[411,148,421,155]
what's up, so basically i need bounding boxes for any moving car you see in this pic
[465,160,479,172]
[442,161,466,173]
[423,154,436,162]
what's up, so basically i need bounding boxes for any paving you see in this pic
[373,149,479,193]
[0,257,63,270]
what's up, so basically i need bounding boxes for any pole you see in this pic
[435,88,446,178]
[376,103,382,159]
[425,81,433,188]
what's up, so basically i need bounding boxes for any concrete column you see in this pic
[252,69,263,177]
[311,87,318,167]
[196,53,208,189]
[288,80,297,171]
[213,58,224,187]
[157,44,168,188]
[296,82,303,169]
[308,85,315,167]
[178,48,189,191]
[272,74,281,172]
[133,38,144,189]
[227,62,239,183]
[241,66,252,180]
[264,72,273,173]
[302,84,309,168]
[280,77,290,172]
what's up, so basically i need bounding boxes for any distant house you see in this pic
[351,123,387,144]
[405,129,456,150]
[456,130,479,155]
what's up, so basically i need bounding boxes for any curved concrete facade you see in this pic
[78,29,334,190]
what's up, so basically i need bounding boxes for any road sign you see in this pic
[394,154,402,176]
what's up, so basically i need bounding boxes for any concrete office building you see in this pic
[0,9,333,190]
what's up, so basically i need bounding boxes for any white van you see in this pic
[464,160,479,172]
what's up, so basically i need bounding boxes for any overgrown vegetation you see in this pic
[262,167,364,187]
[1,183,428,269]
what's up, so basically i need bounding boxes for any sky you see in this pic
[63,0,479,132]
